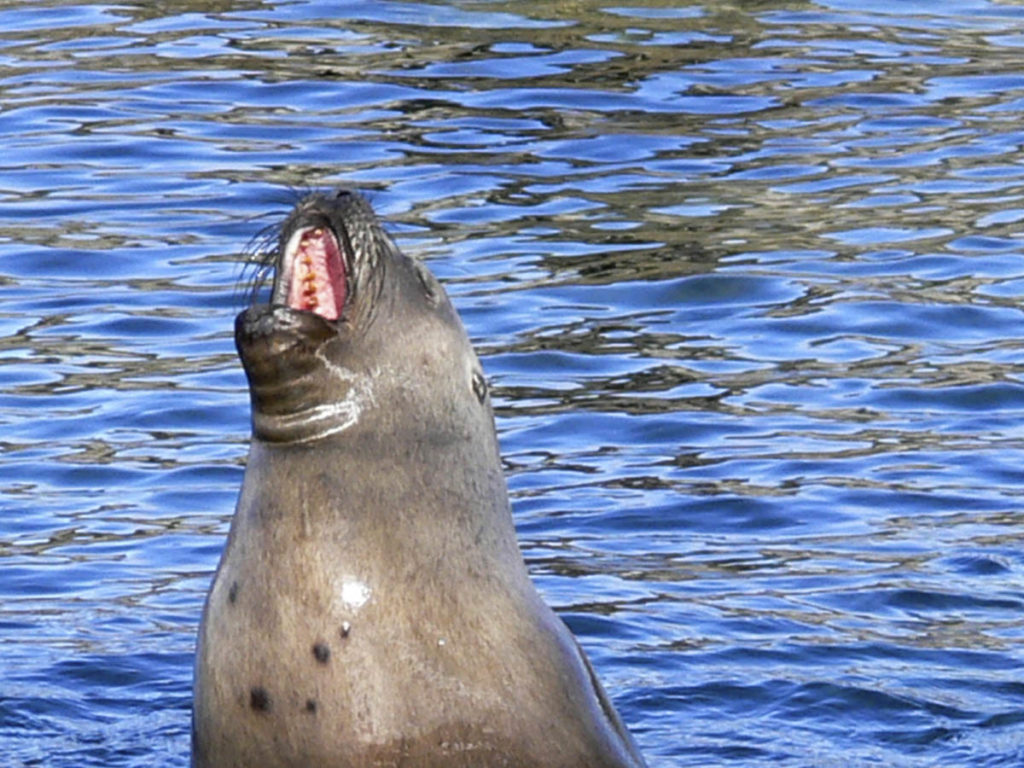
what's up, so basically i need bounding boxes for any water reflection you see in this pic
[2,1,1024,766]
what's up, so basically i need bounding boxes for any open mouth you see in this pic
[277,225,347,321]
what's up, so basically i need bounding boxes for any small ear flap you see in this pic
[472,370,488,404]
[413,260,441,307]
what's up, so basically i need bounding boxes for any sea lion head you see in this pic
[236,189,490,445]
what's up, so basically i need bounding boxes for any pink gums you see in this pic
[286,227,346,321]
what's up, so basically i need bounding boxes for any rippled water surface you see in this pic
[4,1,1024,766]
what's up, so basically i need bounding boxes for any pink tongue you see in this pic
[286,228,346,321]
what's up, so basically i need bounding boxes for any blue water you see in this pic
[3,1,1024,766]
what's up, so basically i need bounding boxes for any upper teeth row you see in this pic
[284,226,326,310]
[301,228,324,307]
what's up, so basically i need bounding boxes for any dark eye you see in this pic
[472,371,488,404]
[335,189,352,199]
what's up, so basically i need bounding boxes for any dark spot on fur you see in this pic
[472,371,488,404]
[305,698,318,714]
[312,642,330,664]
[228,581,238,604]
[250,686,271,712]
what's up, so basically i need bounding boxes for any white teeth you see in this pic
[278,226,315,303]
[285,227,311,261]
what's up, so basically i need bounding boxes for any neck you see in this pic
[229,430,529,591]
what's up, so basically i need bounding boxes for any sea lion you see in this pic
[192,189,647,767]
